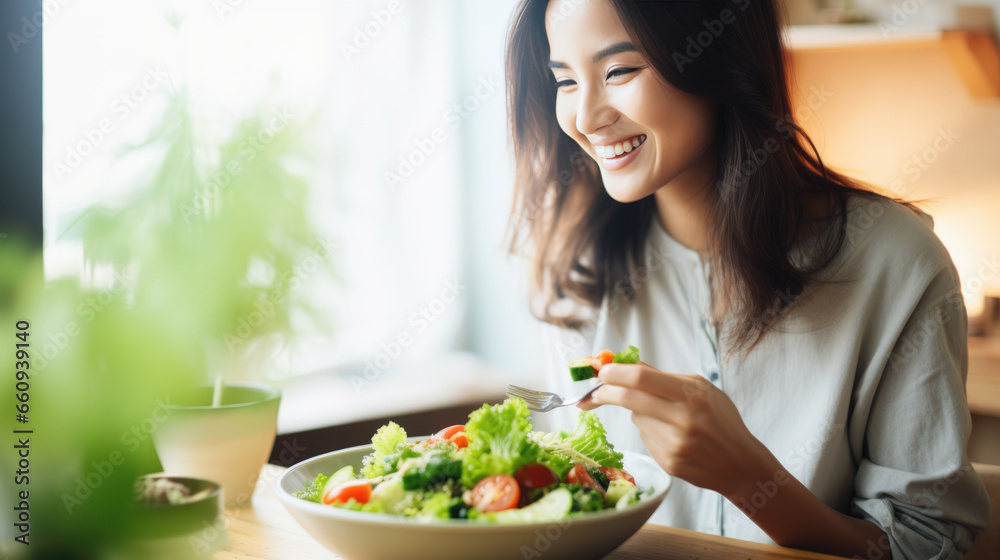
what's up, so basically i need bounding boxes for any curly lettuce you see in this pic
[532,411,623,475]
[418,491,460,519]
[612,345,640,364]
[361,421,408,479]
[292,473,329,503]
[461,397,539,487]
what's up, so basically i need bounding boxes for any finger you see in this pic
[589,384,686,424]
[576,393,600,411]
[576,387,602,410]
[598,363,705,402]
[631,412,681,440]
[631,412,683,450]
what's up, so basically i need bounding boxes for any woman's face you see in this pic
[545,0,717,203]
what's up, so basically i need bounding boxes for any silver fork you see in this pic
[506,382,604,412]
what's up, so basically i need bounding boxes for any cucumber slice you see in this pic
[320,465,355,501]
[614,487,639,511]
[604,479,636,506]
[490,488,573,524]
[569,358,597,381]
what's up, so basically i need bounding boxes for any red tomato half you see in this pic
[436,424,465,440]
[566,464,605,495]
[470,475,520,512]
[598,467,636,486]
[322,480,372,505]
[514,463,558,492]
[448,433,468,448]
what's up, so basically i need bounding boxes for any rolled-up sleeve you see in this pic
[851,267,991,559]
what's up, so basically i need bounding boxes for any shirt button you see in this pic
[709,371,719,382]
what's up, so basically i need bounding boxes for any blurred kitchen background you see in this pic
[40,0,1000,461]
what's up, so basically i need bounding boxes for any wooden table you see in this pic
[215,465,847,560]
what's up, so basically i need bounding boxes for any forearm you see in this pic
[723,454,891,559]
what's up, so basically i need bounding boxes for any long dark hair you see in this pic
[506,0,900,352]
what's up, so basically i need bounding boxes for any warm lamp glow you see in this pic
[930,201,1000,318]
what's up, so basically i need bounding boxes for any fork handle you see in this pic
[568,381,604,406]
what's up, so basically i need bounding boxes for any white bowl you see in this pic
[276,443,672,560]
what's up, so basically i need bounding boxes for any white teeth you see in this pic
[594,135,643,159]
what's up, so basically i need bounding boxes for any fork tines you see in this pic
[505,384,549,404]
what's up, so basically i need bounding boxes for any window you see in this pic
[44,0,535,403]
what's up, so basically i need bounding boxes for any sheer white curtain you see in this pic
[44,0,528,381]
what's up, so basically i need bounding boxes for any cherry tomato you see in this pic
[470,475,520,512]
[598,467,636,486]
[566,464,605,495]
[448,432,468,448]
[593,350,616,365]
[433,425,468,448]
[514,463,558,506]
[322,480,372,505]
[436,425,465,440]
[514,463,559,492]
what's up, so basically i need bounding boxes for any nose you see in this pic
[575,84,616,136]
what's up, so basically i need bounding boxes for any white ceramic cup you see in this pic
[153,382,281,507]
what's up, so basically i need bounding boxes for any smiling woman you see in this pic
[505,1,991,559]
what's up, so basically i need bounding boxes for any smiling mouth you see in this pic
[593,135,646,160]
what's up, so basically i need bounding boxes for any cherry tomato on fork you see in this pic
[591,350,616,370]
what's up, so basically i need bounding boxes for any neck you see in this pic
[653,150,715,253]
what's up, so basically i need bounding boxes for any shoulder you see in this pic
[812,194,966,329]
[832,194,957,286]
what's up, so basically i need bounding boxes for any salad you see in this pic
[568,345,640,381]
[294,397,644,523]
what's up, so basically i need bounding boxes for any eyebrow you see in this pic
[548,41,637,69]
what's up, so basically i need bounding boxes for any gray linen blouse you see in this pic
[538,195,991,559]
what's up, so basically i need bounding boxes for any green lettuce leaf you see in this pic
[566,411,623,468]
[536,448,573,479]
[361,421,408,479]
[418,491,460,519]
[461,397,539,487]
[612,345,640,364]
[292,473,329,503]
[532,411,623,470]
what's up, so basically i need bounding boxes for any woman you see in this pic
[505,0,991,558]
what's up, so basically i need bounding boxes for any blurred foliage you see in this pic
[1,72,328,558]
[64,92,329,351]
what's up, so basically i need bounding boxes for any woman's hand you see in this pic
[579,362,780,498]
[581,362,892,558]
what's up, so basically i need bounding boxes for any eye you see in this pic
[606,66,643,83]
[554,77,577,90]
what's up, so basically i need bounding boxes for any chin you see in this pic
[601,178,653,204]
